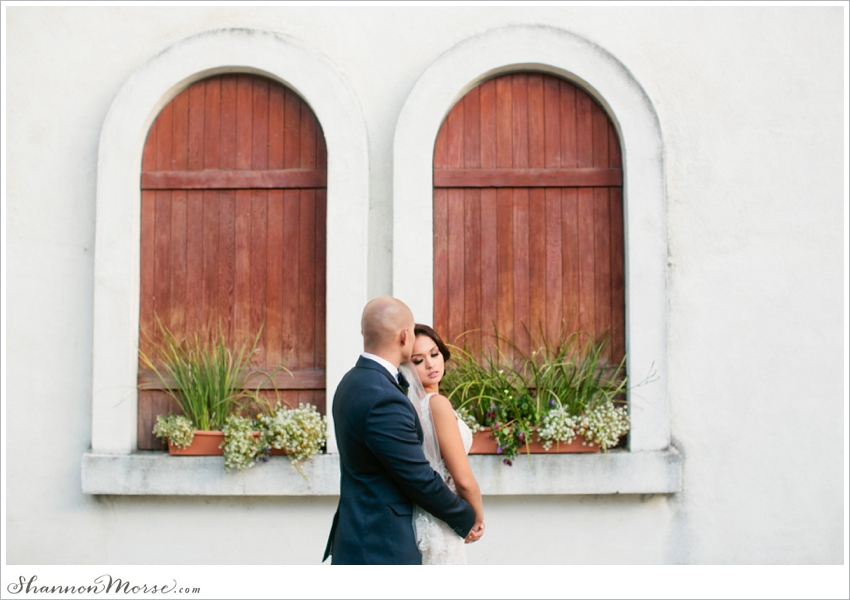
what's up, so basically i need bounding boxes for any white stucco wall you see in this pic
[4,5,845,568]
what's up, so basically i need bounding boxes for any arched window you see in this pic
[137,74,327,449]
[432,72,624,363]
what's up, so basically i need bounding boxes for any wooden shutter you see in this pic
[138,74,327,450]
[433,73,624,361]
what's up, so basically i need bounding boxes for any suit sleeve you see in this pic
[364,394,476,538]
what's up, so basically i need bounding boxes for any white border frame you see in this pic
[90,28,368,454]
[393,25,669,452]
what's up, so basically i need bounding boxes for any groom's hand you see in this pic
[464,521,485,544]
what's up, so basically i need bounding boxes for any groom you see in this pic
[323,297,480,564]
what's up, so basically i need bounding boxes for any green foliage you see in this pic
[139,318,261,432]
[442,326,631,463]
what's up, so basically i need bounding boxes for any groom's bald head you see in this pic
[361,297,415,357]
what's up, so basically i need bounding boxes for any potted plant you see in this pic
[443,327,632,466]
[139,320,327,472]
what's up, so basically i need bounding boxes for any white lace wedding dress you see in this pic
[411,391,473,565]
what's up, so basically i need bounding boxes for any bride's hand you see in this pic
[464,521,485,543]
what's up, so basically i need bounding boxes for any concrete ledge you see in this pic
[82,448,681,496]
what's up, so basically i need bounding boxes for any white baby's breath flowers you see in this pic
[259,403,327,465]
[539,401,630,451]
[538,407,579,449]
[153,414,195,448]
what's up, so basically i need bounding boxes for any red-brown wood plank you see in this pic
[545,188,563,342]
[560,80,577,168]
[265,82,285,368]
[527,74,545,170]
[496,187,514,355]
[575,88,593,169]
[233,190,251,348]
[609,187,625,362]
[139,190,156,357]
[283,88,301,169]
[301,96,317,169]
[316,122,327,170]
[543,75,561,169]
[433,188,448,333]
[153,191,172,332]
[433,168,622,188]
[252,77,269,171]
[204,77,221,170]
[220,75,237,171]
[298,189,317,369]
[446,188,465,345]
[202,189,220,327]
[479,78,497,171]
[592,101,609,169]
[464,189,482,351]
[608,120,622,169]
[141,169,328,190]
[512,188,530,354]
[511,74,529,169]
[188,81,205,170]
[250,189,267,366]
[265,190,284,368]
[140,120,157,355]
[496,76,512,169]
[433,116,450,334]
[250,77,270,365]
[138,390,154,449]
[479,187,498,349]
[281,189,300,368]
[155,101,173,172]
[577,187,595,339]
[218,189,236,342]
[315,189,327,370]
[594,187,612,341]
[235,75,253,171]
[463,86,481,169]
[528,187,546,345]
[447,97,464,170]
[562,188,579,338]
[172,88,189,172]
[169,190,187,336]
[185,190,204,334]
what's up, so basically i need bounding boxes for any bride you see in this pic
[399,324,485,565]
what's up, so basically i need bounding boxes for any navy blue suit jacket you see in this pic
[323,356,475,564]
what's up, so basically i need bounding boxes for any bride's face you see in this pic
[411,334,444,390]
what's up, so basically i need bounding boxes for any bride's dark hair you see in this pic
[414,324,451,362]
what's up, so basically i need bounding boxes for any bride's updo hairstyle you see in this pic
[414,324,451,363]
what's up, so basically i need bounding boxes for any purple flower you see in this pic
[503,459,513,466]
[496,445,503,454]
[518,432,524,441]
[490,404,497,411]
[493,422,500,430]
[549,399,556,407]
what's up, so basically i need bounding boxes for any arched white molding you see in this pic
[92,28,368,454]
[393,25,668,452]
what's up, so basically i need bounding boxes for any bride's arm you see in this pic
[429,394,485,540]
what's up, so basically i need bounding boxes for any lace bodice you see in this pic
[413,392,471,564]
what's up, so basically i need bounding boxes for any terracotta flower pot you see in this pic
[167,430,289,456]
[469,427,600,454]
[168,430,225,455]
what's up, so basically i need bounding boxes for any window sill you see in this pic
[81,448,681,496]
